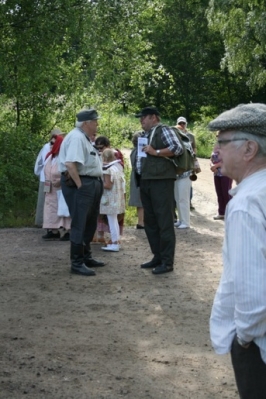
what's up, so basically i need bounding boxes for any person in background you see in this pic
[100,149,126,252]
[58,108,105,277]
[135,106,183,275]
[34,128,62,227]
[128,131,144,229]
[173,117,194,229]
[210,143,232,220]
[42,135,71,241]
[174,167,191,229]
[209,103,266,399]
[93,136,125,243]
[95,136,124,167]
[176,116,196,210]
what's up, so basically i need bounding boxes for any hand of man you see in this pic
[142,145,157,156]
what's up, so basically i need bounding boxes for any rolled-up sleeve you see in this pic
[161,126,183,156]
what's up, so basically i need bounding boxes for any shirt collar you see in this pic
[229,168,266,197]
[78,127,92,143]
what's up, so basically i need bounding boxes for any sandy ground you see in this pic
[0,158,239,399]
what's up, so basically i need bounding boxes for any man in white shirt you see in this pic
[59,108,104,276]
[208,103,266,399]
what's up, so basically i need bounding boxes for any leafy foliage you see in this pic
[0,0,266,226]
[0,0,162,131]
[207,0,266,89]
[0,124,43,226]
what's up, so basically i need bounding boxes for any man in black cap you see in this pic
[58,108,105,276]
[209,103,266,398]
[135,106,183,274]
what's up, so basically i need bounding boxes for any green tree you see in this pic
[0,0,162,129]
[0,0,97,131]
[143,0,261,119]
[79,0,162,112]
[207,0,266,89]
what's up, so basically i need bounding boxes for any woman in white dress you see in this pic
[42,135,71,240]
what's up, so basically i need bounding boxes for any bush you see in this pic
[124,158,139,227]
[0,124,44,227]
[188,107,217,158]
[97,110,140,147]
[192,123,216,158]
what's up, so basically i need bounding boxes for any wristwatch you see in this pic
[236,335,251,349]
[156,149,161,156]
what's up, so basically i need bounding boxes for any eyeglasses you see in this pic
[96,145,104,150]
[216,138,248,147]
[179,122,186,125]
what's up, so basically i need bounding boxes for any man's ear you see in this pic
[244,140,259,160]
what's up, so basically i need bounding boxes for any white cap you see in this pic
[177,116,187,124]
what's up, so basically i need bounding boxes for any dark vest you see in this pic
[141,124,176,180]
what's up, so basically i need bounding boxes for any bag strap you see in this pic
[149,124,160,144]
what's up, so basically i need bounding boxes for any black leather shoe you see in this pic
[152,264,173,275]
[141,259,161,269]
[85,258,105,267]
[136,224,145,229]
[71,264,96,276]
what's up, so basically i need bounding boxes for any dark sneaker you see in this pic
[42,231,60,240]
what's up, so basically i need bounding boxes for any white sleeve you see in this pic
[34,149,43,176]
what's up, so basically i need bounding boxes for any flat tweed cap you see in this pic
[76,108,100,122]
[208,103,266,136]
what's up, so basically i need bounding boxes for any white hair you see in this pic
[231,131,266,157]
[75,120,92,128]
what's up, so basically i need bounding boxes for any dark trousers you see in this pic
[214,175,232,216]
[61,176,103,246]
[140,179,176,266]
[231,335,266,399]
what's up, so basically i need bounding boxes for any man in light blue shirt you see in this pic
[209,103,266,399]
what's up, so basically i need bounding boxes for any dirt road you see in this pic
[0,158,238,399]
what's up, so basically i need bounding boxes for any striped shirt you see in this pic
[210,168,266,363]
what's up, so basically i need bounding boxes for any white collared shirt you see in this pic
[58,127,102,177]
[210,168,266,363]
